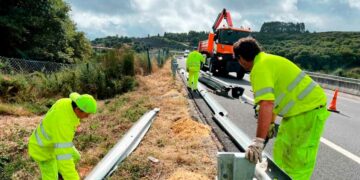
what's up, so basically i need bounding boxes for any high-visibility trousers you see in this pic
[37,147,81,180]
[187,70,200,90]
[274,107,330,180]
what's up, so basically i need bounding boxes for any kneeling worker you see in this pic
[28,92,97,180]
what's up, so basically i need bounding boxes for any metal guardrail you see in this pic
[198,83,229,117]
[217,153,256,180]
[214,114,290,180]
[85,108,160,180]
[199,71,245,98]
[304,71,360,96]
[304,71,360,84]
[179,69,228,117]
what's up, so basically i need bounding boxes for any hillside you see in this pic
[92,29,360,79]
[92,36,188,51]
[253,31,360,78]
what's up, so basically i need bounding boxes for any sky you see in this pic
[65,0,360,40]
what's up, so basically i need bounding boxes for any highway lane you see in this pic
[224,72,360,158]
[177,57,360,179]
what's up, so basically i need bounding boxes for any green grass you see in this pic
[112,157,151,180]
[0,155,37,180]
[75,133,104,151]
[108,96,129,112]
[0,127,38,180]
[122,98,149,122]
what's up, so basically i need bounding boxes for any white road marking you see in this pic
[320,137,360,164]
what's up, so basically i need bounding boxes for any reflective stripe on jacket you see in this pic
[250,52,327,117]
[28,98,80,179]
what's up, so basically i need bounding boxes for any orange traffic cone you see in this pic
[328,89,340,113]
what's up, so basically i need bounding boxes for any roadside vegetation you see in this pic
[0,59,218,179]
[0,47,142,115]
[0,0,218,179]
[0,47,152,179]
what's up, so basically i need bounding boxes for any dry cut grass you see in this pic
[0,115,41,179]
[0,103,33,116]
[109,60,218,179]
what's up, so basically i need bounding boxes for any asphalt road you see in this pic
[177,56,360,179]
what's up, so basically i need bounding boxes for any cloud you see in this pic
[68,0,220,38]
[281,0,298,12]
[65,0,360,39]
[348,0,360,9]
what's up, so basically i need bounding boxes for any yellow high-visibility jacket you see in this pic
[250,52,327,117]
[28,98,80,179]
[186,50,205,72]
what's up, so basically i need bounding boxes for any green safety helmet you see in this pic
[69,92,97,113]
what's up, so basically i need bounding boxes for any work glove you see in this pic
[245,137,265,164]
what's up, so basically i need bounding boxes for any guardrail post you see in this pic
[218,152,255,180]
[157,49,161,66]
[146,48,151,74]
[171,57,178,79]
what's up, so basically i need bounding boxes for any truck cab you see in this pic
[199,28,251,79]
[197,8,251,80]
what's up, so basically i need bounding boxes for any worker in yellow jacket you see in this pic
[186,49,205,91]
[233,37,329,180]
[28,92,97,180]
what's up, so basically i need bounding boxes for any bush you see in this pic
[0,75,28,102]
[0,47,138,109]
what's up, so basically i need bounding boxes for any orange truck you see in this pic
[198,9,251,79]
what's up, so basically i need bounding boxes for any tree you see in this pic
[0,0,92,63]
[260,21,305,33]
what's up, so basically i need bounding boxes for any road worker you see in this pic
[28,92,97,180]
[233,37,330,179]
[186,48,205,91]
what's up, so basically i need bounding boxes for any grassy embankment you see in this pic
[0,47,138,179]
[0,51,218,179]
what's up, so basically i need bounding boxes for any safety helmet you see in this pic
[69,92,97,113]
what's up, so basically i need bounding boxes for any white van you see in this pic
[184,49,190,57]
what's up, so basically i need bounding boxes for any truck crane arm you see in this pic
[212,8,233,32]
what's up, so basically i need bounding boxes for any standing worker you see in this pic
[28,92,97,180]
[186,48,205,91]
[233,37,329,179]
